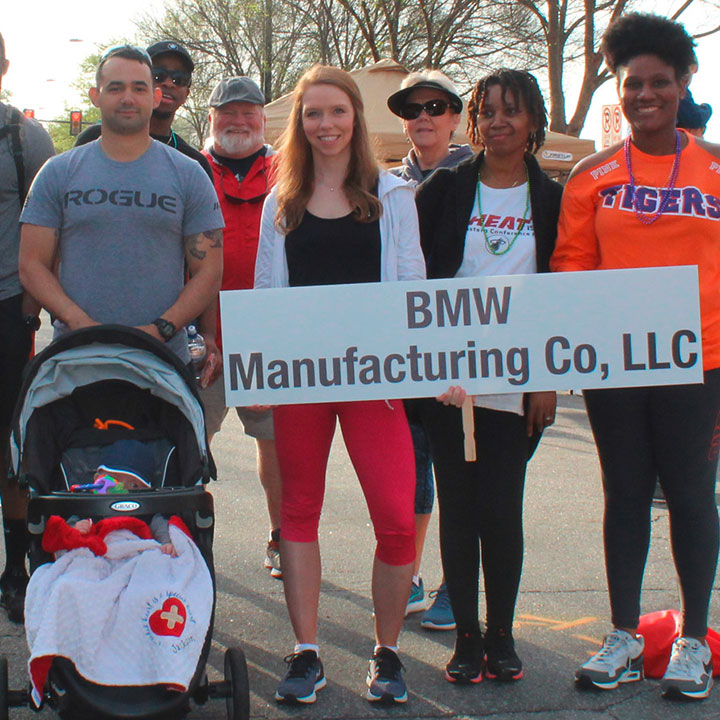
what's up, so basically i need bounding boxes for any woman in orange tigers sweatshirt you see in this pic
[552,12,720,702]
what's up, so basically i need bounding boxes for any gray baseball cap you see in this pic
[209,77,266,107]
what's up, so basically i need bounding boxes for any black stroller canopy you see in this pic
[10,325,214,490]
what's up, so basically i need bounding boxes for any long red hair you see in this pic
[274,65,381,232]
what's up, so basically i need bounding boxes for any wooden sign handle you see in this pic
[462,396,476,462]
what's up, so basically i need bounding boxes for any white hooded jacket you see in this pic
[254,171,426,288]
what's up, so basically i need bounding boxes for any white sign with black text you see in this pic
[220,266,703,406]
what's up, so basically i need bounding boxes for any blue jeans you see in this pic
[410,420,434,514]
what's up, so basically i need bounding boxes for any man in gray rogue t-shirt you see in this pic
[15,45,223,624]
[21,137,221,359]
[0,31,55,624]
[20,44,224,362]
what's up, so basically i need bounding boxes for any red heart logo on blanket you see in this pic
[149,598,187,637]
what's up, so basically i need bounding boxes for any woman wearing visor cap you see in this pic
[386,70,474,632]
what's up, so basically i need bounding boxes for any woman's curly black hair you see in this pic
[601,12,696,78]
[466,68,548,154]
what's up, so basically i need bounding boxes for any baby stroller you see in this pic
[0,325,249,720]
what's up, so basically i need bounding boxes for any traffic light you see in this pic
[69,110,82,136]
[23,109,35,119]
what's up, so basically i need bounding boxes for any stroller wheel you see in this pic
[0,657,8,720]
[224,647,249,720]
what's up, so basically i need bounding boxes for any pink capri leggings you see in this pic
[273,399,416,566]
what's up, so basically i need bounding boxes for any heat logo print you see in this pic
[467,213,533,255]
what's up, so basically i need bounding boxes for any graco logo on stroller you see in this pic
[109,501,141,512]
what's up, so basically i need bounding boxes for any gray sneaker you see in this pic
[366,647,407,703]
[264,540,282,579]
[661,637,713,700]
[275,650,326,704]
[575,629,644,690]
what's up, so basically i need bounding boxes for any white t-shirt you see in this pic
[457,181,536,415]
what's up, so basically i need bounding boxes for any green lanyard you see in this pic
[475,164,530,256]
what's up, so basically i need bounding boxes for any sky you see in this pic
[1,0,718,147]
[1,0,163,118]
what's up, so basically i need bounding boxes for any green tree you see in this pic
[137,0,537,94]
[136,0,720,140]
[515,0,720,135]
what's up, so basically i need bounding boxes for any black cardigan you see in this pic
[415,152,563,278]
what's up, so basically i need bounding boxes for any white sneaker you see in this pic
[661,637,713,700]
[575,629,644,690]
[264,539,282,579]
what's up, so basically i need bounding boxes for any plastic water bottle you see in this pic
[187,325,207,380]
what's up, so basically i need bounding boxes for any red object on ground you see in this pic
[638,609,720,677]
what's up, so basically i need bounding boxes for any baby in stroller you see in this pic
[25,438,212,708]
[66,439,176,557]
[4,326,249,719]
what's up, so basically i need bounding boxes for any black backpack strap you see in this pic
[0,107,26,205]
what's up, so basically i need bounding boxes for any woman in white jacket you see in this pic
[254,65,424,707]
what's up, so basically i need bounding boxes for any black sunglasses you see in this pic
[153,67,192,87]
[399,99,451,120]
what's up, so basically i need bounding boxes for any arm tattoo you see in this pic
[184,233,206,260]
[184,229,223,260]
[205,229,223,248]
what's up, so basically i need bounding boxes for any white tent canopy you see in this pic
[264,59,596,172]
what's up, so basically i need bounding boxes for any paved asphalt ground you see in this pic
[1,321,719,718]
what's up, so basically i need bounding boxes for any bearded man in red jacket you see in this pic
[199,76,282,578]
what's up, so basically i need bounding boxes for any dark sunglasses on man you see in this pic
[153,67,192,87]
[398,99,451,120]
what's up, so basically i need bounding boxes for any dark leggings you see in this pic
[420,400,530,634]
[584,369,720,637]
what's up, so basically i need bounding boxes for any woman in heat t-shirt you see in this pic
[552,12,720,702]
[415,68,562,685]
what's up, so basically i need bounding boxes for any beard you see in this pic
[213,127,264,157]
[102,108,149,135]
[152,108,173,120]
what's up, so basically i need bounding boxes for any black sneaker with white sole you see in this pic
[366,647,407,703]
[275,650,326,704]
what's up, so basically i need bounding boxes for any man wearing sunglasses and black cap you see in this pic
[75,41,212,181]
[197,76,283,579]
